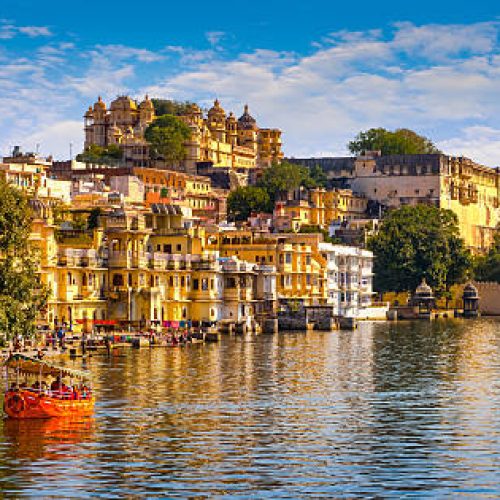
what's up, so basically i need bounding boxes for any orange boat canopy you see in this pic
[4,354,91,380]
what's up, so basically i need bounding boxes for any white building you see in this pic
[319,243,384,318]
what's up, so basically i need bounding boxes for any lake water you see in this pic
[1,319,499,498]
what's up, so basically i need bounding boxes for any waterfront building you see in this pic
[319,242,375,318]
[83,96,283,174]
[289,153,500,252]
[273,187,367,232]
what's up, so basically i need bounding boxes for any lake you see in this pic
[1,319,499,497]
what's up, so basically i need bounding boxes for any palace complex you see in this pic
[84,96,283,175]
[1,150,382,334]
[289,152,500,252]
[3,96,500,335]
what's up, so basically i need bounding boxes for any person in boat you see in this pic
[51,376,62,393]
[31,381,41,392]
[9,382,18,392]
[81,385,91,399]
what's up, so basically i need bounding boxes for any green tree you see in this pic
[0,180,49,340]
[227,186,272,221]
[151,99,195,116]
[367,205,471,297]
[348,128,441,156]
[257,161,318,203]
[76,144,122,165]
[87,207,102,230]
[308,164,328,188]
[144,114,192,165]
[474,227,500,282]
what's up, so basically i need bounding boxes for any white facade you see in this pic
[319,243,375,318]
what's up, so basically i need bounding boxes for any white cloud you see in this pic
[6,120,83,160]
[95,44,164,63]
[141,20,500,165]
[205,31,225,47]
[438,126,500,166]
[0,21,52,39]
[17,25,52,37]
[3,19,500,165]
[392,21,499,61]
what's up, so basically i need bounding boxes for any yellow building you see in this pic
[292,153,499,252]
[29,200,108,331]
[207,229,327,306]
[84,96,283,174]
[273,188,367,232]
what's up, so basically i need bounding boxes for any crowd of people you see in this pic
[9,377,92,400]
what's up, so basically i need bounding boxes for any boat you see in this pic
[3,353,95,419]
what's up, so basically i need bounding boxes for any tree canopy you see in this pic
[151,99,195,117]
[227,186,271,221]
[348,128,441,156]
[257,161,320,202]
[474,227,500,283]
[144,114,192,165]
[226,161,325,221]
[76,144,122,165]
[367,204,471,296]
[0,179,49,340]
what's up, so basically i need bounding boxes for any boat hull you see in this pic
[3,390,95,419]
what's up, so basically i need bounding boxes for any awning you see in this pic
[4,354,91,380]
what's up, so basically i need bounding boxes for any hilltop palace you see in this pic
[84,95,284,175]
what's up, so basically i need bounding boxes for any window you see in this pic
[285,253,291,264]
[176,244,182,252]
[192,279,199,290]
[112,274,123,286]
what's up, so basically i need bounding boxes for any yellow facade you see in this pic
[274,188,367,232]
[349,153,499,252]
[207,230,327,306]
[84,97,283,174]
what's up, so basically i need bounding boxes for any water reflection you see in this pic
[1,319,499,497]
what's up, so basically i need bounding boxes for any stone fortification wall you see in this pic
[473,282,500,315]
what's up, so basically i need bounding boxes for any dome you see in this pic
[463,282,479,299]
[187,103,202,117]
[110,95,137,111]
[93,96,106,112]
[84,106,94,118]
[208,99,225,118]
[139,94,154,110]
[238,104,257,130]
[415,278,433,297]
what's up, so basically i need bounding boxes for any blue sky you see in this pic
[1,0,500,165]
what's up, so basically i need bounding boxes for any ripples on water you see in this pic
[1,319,499,497]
